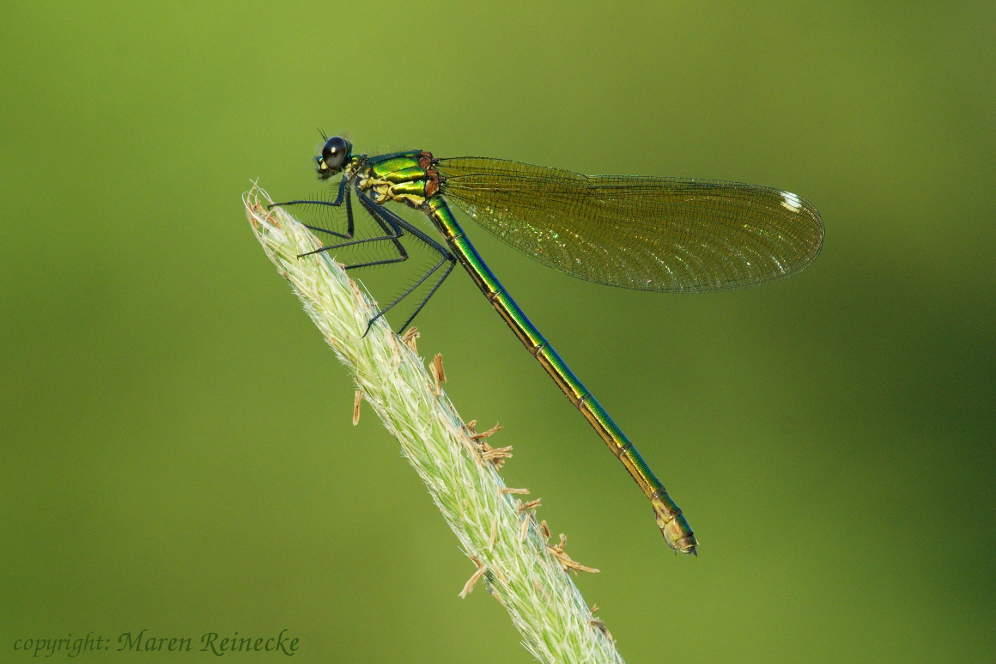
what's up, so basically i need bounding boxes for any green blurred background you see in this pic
[2,2,993,662]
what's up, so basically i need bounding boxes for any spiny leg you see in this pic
[268,175,354,240]
[354,189,457,335]
[364,254,455,335]
[320,189,414,271]
[269,173,349,208]
[391,258,456,334]
[297,228,405,259]
[296,188,408,261]
[353,188,451,264]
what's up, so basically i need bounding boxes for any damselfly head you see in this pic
[316,136,352,179]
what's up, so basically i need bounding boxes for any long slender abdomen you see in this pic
[424,196,697,554]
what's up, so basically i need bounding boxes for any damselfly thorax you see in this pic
[351,151,441,210]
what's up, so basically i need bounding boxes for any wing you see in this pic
[436,157,824,292]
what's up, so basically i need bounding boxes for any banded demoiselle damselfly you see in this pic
[270,136,824,555]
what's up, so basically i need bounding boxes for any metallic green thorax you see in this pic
[351,150,696,554]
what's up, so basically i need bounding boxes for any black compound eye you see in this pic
[321,136,349,169]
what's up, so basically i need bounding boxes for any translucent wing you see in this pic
[436,157,824,292]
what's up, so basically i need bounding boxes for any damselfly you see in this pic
[270,136,824,555]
